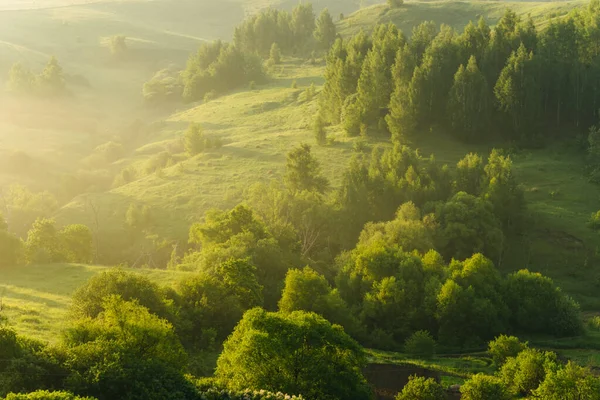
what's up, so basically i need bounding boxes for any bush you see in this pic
[404,330,436,359]
[460,374,511,400]
[533,361,600,400]
[388,0,404,7]
[195,388,304,400]
[488,335,528,366]
[588,316,600,331]
[4,391,97,400]
[395,376,446,400]
[588,210,600,230]
[498,348,559,396]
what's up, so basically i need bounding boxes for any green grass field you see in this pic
[0,263,193,343]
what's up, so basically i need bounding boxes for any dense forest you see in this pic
[3,0,600,399]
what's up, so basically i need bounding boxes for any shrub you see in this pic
[533,361,600,400]
[388,0,404,7]
[291,80,298,89]
[588,316,600,331]
[588,210,600,230]
[204,90,217,103]
[395,376,446,400]
[461,374,511,400]
[488,335,528,366]
[404,330,436,359]
[4,391,97,400]
[498,348,559,396]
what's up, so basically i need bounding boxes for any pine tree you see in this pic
[269,42,282,65]
[494,43,541,139]
[354,48,389,132]
[284,144,329,193]
[314,8,337,51]
[447,56,490,141]
[291,3,316,51]
[386,45,418,140]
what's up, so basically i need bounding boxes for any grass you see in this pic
[338,0,585,37]
[0,263,193,343]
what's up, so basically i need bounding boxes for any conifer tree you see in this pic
[269,42,282,65]
[314,8,337,51]
[447,56,490,141]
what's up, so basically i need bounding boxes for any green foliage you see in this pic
[588,210,600,230]
[194,388,304,400]
[487,335,528,366]
[59,225,93,264]
[504,269,583,337]
[0,217,23,267]
[395,376,445,400]
[404,330,436,358]
[284,144,329,193]
[7,63,35,95]
[268,43,281,65]
[8,57,66,97]
[0,328,64,398]
[62,296,193,400]
[313,113,327,146]
[3,185,58,238]
[460,374,511,400]
[215,308,372,400]
[182,41,264,102]
[184,123,205,156]
[498,348,559,396]
[314,9,337,51]
[142,67,183,104]
[3,391,96,400]
[24,218,63,264]
[70,269,171,321]
[388,0,404,8]
[533,361,600,400]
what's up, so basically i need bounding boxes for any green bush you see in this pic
[488,335,528,366]
[498,348,559,396]
[588,316,600,331]
[404,330,436,359]
[395,376,446,400]
[460,374,511,400]
[4,391,96,400]
[196,388,304,400]
[588,210,600,230]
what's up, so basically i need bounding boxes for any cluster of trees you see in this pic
[163,142,581,352]
[7,57,66,97]
[397,335,600,399]
[145,40,265,104]
[320,2,600,143]
[0,214,93,266]
[233,4,337,57]
[0,268,365,400]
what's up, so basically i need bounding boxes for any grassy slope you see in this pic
[338,0,585,37]
[0,263,193,343]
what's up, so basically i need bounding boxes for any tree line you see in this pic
[319,2,600,143]
[144,4,337,104]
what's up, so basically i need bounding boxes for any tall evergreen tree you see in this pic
[494,43,541,139]
[314,8,337,51]
[447,56,490,141]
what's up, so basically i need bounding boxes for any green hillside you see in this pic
[339,0,584,37]
[0,263,193,342]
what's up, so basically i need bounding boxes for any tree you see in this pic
[38,56,66,96]
[108,35,127,58]
[488,335,528,366]
[533,361,600,400]
[314,9,337,51]
[460,374,511,400]
[62,296,195,400]
[314,113,327,146]
[7,63,35,95]
[215,308,372,400]
[388,0,404,7]
[284,144,329,193]
[269,43,282,65]
[24,218,64,264]
[291,3,316,51]
[396,376,445,400]
[504,269,582,337]
[499,348,559,396]
[404,330,436,358]
[434,192,504,261]
[447,56,490,141]
[494,44,541,138]
[454,153,486,195]
[0,216,22,267]
[70,269,172,321]
[184,123,205,156]
[59,224,93,264]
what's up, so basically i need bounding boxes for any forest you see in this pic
[2,0,600,399]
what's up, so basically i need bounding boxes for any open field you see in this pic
[0,263,193,343]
